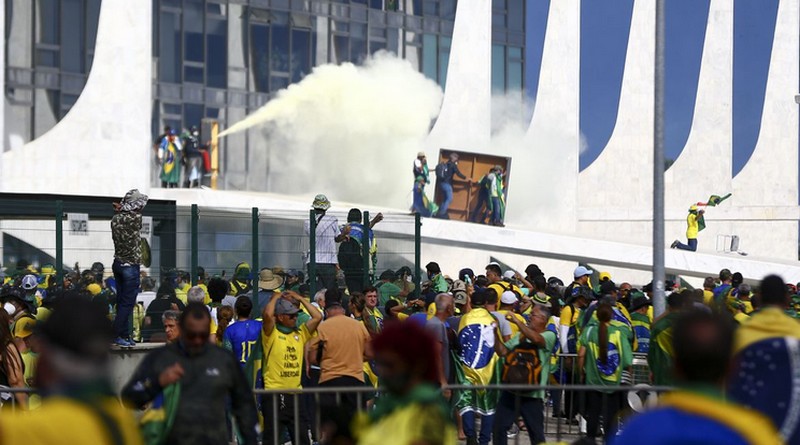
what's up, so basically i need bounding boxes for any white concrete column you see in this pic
[578,0,655,242]
[1,0,152,196]
[733,0,799,207]
[507,0,579,232]
[423,0,492,154]
[665,0,732,210]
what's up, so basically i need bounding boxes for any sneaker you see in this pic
[506,424,519,439]
[670,240,679,249]
[466,437,478,445]
[127,337,137,347]
[113,337,133,348]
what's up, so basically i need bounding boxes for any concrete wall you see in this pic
[1,0,152,197]
[578,0,655,243]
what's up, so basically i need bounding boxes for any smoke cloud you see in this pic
[220,52,443,208]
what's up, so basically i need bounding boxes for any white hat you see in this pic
[503,270,516,280]
[500,290,518,305]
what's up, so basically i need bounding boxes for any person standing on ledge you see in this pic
[111,189,148,348]
[435,152,469,219]
[671,205,704,251]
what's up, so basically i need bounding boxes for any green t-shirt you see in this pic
[502,330,556,399]
[377,281,403,306]
[580,323,633,393]
[648,312,679,386]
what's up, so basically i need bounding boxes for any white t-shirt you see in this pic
[304,213,341,265]
[491,311,513,338]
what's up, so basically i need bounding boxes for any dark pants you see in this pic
[584,391,623,441]
[493,392,545,445]
[263,392,311,445]
[315,263,337,292]
[471,190,489,223]
[462,411,494,445]
[112,259,140,339]
[319,376,364,444]
[343,269,365,294]
[675,238,698,251]
[438,182,454,217]
[302,368,321,441]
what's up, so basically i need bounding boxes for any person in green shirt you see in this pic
[491,305,556,445]
[375,270,409,306]
[578,303,633,442]
[648,291,687,386]
[426,262,449,293]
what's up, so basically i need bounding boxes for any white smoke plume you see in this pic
[219,52,443,208]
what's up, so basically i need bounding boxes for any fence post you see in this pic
[309,210,317,296]
[362,211,370,288]
[55,200,63,281]
[414,212,421,298]
[252,207,259,293]
[191,204,198,286]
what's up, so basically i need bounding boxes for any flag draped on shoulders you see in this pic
[454,308,499,415]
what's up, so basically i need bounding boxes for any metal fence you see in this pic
[0,194,422,296]
[1,382,670,444]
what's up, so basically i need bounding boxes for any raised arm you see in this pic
[509,316,546,347]
[286,290,323,334]
[261,293,279,336]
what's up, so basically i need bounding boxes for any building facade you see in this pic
[4,0,526,190]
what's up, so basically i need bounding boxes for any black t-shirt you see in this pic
[144,297,185,341]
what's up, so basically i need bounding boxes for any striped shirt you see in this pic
[304,213,341,264]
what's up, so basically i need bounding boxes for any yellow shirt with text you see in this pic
[262,324,312,389]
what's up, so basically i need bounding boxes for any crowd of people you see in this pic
[0,190,798,445]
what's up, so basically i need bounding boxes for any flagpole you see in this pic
[653,0,667,317]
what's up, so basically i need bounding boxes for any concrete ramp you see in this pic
[153,188,800,283]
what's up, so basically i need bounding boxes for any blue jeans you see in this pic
[112,259,140,339]
[493,392,545,445]
[675,238,697,251]
[491,197,502,224]
[413,190,432,217]
[462,411,494,445]
[471,190,489,223]
[438,182,453,216]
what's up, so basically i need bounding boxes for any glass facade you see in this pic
[4,0,525,189]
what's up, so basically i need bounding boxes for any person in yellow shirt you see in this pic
[496,290,526,336]
[0,299,143,444]
[671,205,704,251]
[261,291,322,445]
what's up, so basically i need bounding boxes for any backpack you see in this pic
[435,162,447,180]
[501,340,543,385]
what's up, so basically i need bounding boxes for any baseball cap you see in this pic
[599,272,611,282]
[21,275,38,290]
[574,266,593,278]
[629,296,651,312]
[453,289,468,305]
[500,290,518,305]
[502,271,516,280]
[275,298,300,315]
[417,151,426,157]
[738,283,752,295]
[599,280,618,295]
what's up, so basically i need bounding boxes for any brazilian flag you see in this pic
[140,384,181,445]
[704,193,732,207]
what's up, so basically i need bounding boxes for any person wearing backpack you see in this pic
[491,304,556,445]
[434,153,469,219]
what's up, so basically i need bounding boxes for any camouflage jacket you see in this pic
[111,212,142,264]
